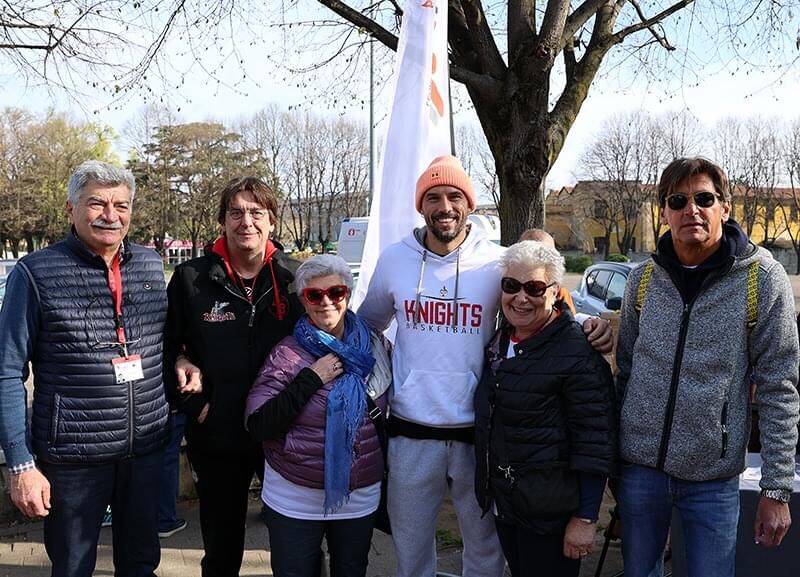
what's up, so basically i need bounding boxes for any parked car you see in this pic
[571,261,637,315]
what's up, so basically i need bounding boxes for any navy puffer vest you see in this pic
[19,232,169,463]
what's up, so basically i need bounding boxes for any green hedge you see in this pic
[606,253,630,263]
[564,255,593,273]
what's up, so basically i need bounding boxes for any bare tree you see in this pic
[715,117,781,238]
[581,111,656,255]
[302,1,799,242]
[456,122,498,208]
[641,109,705,245]
[7,2,798,242]
[780,119,800,273]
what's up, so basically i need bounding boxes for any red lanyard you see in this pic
[106,252,127,349]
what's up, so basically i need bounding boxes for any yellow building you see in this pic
[546,181,800,255]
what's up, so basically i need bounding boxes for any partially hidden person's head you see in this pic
[658,157,731,253]
[518,228,556,249]
[295,254,354,338]
[500,241,564,338]
[66,160,136,258]
[217,176,278,255]
[415,155,476,245]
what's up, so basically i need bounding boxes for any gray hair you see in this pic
[501,241,565,286]
[67,160,136,205]
[295,254,355,294]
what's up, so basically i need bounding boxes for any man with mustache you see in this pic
[358,155,613,577]
[616,157,800,577]
[0,160,169,577]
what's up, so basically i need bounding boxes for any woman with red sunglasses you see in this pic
[473,241,616,577]
[245,254,391,577]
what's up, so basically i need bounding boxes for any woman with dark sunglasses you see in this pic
[474,241,616,577]
[245,254,391,577]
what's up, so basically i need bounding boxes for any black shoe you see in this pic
[158,519,187,538]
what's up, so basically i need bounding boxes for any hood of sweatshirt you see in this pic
[359,224,505,427]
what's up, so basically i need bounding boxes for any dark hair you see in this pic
[657,157,730,207]
[217,177,278,225]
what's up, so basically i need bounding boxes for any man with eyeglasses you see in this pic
[163,177,303,577]
[358,155,614,577]
[616,157,800,577]
[0,160,169,577]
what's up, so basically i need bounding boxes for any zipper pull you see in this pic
[249,305,256,327]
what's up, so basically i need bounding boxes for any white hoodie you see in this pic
[358,226,504,427]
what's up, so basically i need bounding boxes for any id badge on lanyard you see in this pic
[108,252,144,384]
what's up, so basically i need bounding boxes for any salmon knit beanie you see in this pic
[415,155,476,212]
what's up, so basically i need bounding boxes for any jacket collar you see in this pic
[65,226,132,268]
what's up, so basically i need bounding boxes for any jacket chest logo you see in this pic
[202,301,236,323]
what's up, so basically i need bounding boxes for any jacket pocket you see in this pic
[492,461,579,524]
[720,401,728,459]
[49,393,61,446]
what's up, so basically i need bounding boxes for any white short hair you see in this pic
[67,160,136,205]
[295,254,354,294]
[500,241,565,285]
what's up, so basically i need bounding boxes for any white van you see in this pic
[337,214,501,278]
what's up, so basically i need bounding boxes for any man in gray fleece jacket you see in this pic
[616,157,799,577]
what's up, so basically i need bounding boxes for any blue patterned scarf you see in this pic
[294,310,376,513]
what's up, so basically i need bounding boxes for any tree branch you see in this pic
[457,0,507,78]
[614,0,694,45]
[561,0,609,49]
[508,0,536,58]
[550,5,617,162]
[626,0,677,49]
[530,0,570,71]
[316,0,400,52]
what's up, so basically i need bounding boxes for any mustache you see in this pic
[91,218,123,230]
[432,211,460,220]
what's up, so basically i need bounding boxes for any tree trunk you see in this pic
[494,151,546,245]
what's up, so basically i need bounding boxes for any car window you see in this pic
[588,269,611,299]
[584,270,598,294]
[606,272,628,301]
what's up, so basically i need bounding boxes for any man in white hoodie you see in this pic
[358,155,612,577]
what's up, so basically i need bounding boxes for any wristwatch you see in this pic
[761,488,792,503]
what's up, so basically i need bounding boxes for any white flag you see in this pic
[351,0,451,308]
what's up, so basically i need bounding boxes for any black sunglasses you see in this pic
[665,191,720,211]
[302,285,349,305]
[501,277,555,298]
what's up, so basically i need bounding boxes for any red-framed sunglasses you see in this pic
[301,285,349,305]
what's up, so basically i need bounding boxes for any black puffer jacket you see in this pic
[475,309,615,528]
[164,240,303,454]
[22,232,169,463]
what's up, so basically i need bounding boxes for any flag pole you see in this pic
[369,35,375,212]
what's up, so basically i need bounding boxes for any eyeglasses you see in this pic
[665,191,721,211]
[227,207,268,221]
[501,277,555,298]
[301,285,349,305]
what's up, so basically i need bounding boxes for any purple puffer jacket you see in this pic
[245,332,390,490]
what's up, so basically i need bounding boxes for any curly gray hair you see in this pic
[295,254,355,295]
[67,160,136,206]
[500,241,565,286]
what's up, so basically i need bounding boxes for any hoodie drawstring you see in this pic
[452,247,461,330]
[413,250,428,327]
